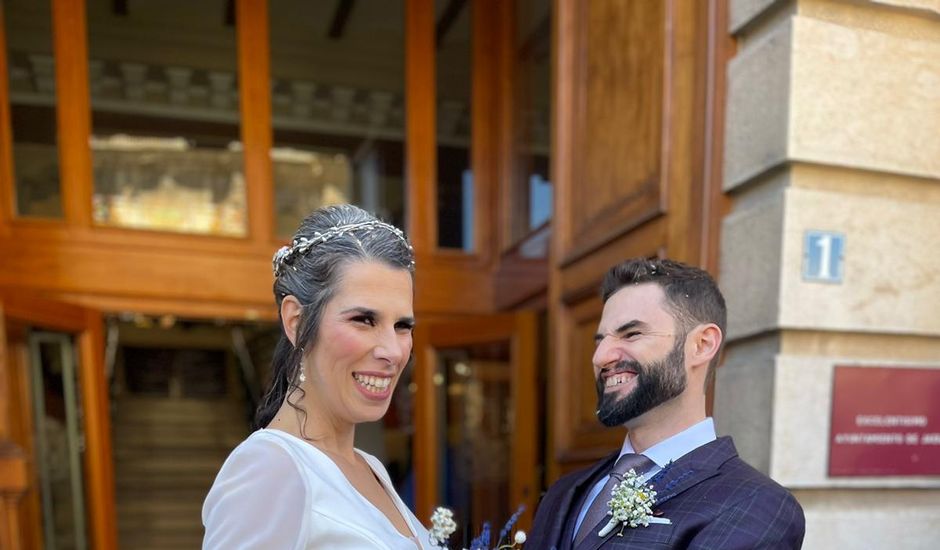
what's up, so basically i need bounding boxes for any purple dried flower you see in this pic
[469,521,491,550]
[498,505,526,544]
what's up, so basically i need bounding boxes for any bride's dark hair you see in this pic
[253,204,415,430]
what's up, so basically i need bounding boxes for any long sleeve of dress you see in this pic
[202,437,308,550]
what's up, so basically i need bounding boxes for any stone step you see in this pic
[112,393,247,550]
[113,398,248,423]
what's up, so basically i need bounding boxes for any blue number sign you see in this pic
[803,230,845,283]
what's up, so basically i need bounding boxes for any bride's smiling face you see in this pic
[305,260,415,425]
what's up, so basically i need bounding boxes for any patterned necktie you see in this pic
[574,453,656,547]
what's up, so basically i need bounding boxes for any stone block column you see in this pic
[716,0,940,547]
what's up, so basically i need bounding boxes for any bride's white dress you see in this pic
[203,429,431,549]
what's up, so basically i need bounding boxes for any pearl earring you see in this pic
[298,348,306,384]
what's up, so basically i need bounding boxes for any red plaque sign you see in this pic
[829,366,940,476]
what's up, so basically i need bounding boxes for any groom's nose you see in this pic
[592,335,622,371]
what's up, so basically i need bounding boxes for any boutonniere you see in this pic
[598,468,671,537]
[429,505,527,549]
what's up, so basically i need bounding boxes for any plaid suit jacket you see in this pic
[527,437,804,549]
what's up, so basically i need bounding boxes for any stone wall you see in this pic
[716,0,940,548]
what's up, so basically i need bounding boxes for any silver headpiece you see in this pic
[272,220,414,277]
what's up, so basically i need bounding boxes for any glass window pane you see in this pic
[4,0,63,218]
[436,0,473,251]
[29,333,88,550]
[435,342,512,545]
[510,0,552,245]
[86,0,246,237]
[270,1,406,237]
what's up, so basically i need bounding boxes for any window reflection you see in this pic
[436,343,512,546]
[436,0,473,251]
[272,147,352,238]
[29,333,88,550]
[86,0,246,237]
[4,0,63,218]
[270,1,406,235]
[509,0,551,245]
[91,135,246,236]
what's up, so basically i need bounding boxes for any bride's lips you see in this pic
[351,371,394,401]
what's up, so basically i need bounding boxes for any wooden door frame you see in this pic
[413,311,538,531]
[0,292,115,550]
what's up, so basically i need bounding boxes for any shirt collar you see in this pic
[619,417,717,468]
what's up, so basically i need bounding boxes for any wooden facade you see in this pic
[0,0,730,547]
[548,0,731,478]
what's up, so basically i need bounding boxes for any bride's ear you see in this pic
[281,296,303,347]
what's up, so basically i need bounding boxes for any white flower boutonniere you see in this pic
[430,507,458,547]
[598,468,671,537]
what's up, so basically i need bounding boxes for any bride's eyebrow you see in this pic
[340,307,377,317]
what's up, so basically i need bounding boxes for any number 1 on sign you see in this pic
[815,234,832,280]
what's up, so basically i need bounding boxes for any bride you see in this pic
[203,205,431,549]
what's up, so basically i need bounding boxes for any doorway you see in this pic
[0,292,114,550]
[413,312,541,541]
[107,318,269,549]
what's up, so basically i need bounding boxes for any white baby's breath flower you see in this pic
[597,468,662,536]
[429,507,458,547]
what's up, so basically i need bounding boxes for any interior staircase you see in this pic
[112,396,248,549]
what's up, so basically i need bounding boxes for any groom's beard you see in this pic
[595,336,688,427]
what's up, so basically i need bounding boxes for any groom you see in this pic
[529,259,804,549]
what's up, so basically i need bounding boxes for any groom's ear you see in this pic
[688,323,722,371]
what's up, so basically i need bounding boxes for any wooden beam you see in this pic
[328,0,356,39]
[0,443,28,550]
[407,0,437,520]
[412,325,436,523]
[77,310,118,550]
[405,0,436,254]
[702,0,734,415]
[435,0,466,48]
[52,0,94,228]
[236,0,275,247]
[701,0,733,277]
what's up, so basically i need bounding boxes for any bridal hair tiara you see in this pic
[272,220,414,277]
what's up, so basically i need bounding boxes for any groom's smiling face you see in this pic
[592,283,688,427]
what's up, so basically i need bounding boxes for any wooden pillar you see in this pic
[52,0,94,227]
[237,0,275,247]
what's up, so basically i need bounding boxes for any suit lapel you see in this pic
[650,436,737,508]
[575,438,739,550]
[552,453,618,550]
